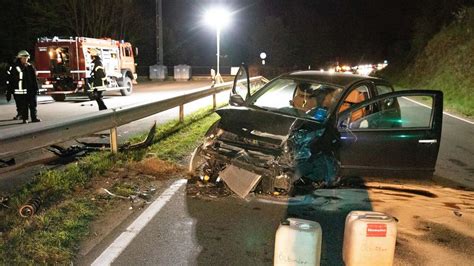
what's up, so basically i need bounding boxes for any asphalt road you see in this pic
[81,180,374,266]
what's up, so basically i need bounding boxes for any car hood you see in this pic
[215,106,325,148]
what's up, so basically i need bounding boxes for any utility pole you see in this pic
[150,0,166,80]
[156,0,163,64]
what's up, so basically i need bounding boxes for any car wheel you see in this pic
[51,94,66,102]
[119,77,133,96]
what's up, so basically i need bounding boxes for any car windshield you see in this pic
[250,78,343,121]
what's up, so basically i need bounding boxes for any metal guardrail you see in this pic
[0,76,268,157]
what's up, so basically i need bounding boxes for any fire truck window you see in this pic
[125,47,132,57]
[102,49,111,60]
[49,47,70,74]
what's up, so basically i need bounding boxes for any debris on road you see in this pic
[102,188,129,200]
[186,176,231,199]
[19,196,42,217]
[48,144,87,157]
[453,210,463,217]
[75,122,156,152]
[0,158,16,168]
[0,196,10,209]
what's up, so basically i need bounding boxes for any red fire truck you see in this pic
[35,37,137,101]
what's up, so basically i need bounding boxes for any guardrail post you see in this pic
[179,104,184,123]
[213,93,217,110]
[110,127,118,154]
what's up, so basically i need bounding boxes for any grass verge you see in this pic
[0,105,221,264]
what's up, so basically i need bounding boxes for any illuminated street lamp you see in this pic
[260,52,266,65]
[204,7,231,84]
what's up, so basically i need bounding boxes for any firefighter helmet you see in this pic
[16,50,30,58]
[88,48,99,57]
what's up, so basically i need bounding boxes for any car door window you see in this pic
[376,84,393,95]
[338,85,370,121]
[251,79,342,119]
[232,66,250,100]
[252,79,296,109]
[346,95,434,129]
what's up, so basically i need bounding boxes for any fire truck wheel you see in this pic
[51,94,66,102]
[120,77,133,96]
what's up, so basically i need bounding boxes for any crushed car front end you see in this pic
[191,106,338,196]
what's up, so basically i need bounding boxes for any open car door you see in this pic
[230,65,250,106]
[337,90,443,178]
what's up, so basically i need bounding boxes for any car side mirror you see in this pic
[229,94,245,106]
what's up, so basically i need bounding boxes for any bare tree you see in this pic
[27,0,141,40]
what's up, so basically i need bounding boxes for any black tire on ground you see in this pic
[119,77,133,96]
[51,94,66,102]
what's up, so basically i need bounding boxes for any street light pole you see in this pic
[156,0,163,65]
[204,7,230,84]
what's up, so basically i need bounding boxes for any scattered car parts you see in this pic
[19,196,42,218]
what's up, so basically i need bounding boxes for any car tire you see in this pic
[51,94,66,102]
[119,77,133,96]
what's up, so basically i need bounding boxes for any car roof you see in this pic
[281,70,386,88]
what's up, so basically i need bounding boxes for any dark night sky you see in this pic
[0,0,469,70]
[157,0,464,68]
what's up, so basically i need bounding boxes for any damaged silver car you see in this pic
[190,66,443,197]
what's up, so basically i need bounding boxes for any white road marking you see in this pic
[91,179,187,266]
[402,97,474,125]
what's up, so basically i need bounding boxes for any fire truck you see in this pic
[35,37,137,101]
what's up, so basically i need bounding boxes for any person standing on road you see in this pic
[7,50,41,124]
[4,57,23,120]
[210,68,216,87]
[88,49,107,110]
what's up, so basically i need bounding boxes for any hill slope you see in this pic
[387,7,474,117]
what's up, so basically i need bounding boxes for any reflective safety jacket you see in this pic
[7,60,38,95]
[90,57,107,91]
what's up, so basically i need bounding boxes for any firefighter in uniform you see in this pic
[7,50,41,123]
[88,49,107,110]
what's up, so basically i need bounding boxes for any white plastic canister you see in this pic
[342,211,397,266]
[274,218,322,266]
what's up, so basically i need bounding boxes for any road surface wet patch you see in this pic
[443,202,461,209]
[366,185,438,198]
[448,158,468,167]
[371,191,416,198]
